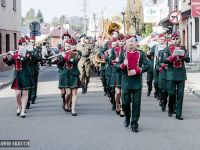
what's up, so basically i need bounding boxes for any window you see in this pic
[182,30,185,46]
[6,34,10,53]
[13,0,16,11]
[195,18,199,43]
[1,0,6,7]
[0,34,2,54]
[153,0,157,5]
[13,33,17,49]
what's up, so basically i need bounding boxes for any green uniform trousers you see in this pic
[122,89,141,128]
[167,80,185,117]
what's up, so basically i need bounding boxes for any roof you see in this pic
[181,9,191,20]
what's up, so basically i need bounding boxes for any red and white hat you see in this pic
[65,38,77,45]
[62,31,71,39]
[18,37,27,45]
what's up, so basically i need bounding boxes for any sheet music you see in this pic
[19,48,27,57]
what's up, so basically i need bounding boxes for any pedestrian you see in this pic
[3,37,34,118]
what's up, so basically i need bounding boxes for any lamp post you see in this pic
[132,16,137,34]
[121,10,126,37]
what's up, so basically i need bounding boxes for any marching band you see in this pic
[1,21,190,133]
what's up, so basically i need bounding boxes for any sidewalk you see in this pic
[0,70,14,89]
[186,72,200,99]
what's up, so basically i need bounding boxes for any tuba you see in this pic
[95,52,105,64]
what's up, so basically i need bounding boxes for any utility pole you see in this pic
[81,0,88,34]
[93,13,97,41]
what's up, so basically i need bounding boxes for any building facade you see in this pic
[0,0,21,71]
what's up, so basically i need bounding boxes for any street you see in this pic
[0,66,200,150]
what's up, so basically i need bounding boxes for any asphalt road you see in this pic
[0,66,200,150]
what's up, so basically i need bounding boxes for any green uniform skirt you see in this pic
[110,71,122,88]
[59,73,81,89]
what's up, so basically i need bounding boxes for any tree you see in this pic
[51,17,60,27]
[59,15,67,25]
[142,23,153,37]
[24,8,36,22]
[37,9,44,23]
[125,0,144,35]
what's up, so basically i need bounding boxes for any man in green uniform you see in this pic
[77,36,93,94]
[117,37,150,132]
[98,41,108,96]
[150,36,166,104]
[164,32,190,119]
[156,35,168,112]
[146,49,154,96]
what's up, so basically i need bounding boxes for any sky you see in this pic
[21,0,126,22]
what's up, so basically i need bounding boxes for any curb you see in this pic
[187,86,200,99]
[0,81,12,90]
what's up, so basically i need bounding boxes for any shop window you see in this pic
[6,34,10,53]
[13,0,16,11]
[195,18,199,43]
[1,0,5,7]
[0,34,2,54]
[14,33,17,49]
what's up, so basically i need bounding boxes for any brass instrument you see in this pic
[95,52,105,64]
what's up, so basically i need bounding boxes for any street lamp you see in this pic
[132,16,137,34]
[121,10,126,36]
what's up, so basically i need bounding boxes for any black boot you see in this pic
[81,84,86,94]
[161,92,168,112]
[122,104,131,127]
[168,95,176,117]
[147,82,152,96]
[61,94,65,110]
[110,89,116,111]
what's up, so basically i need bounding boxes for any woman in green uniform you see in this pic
[56,38,82,116]
[3,38,33,118]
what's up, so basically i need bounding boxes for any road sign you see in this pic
[191,0,200,17]
[30,31,41,36]
[169,11,181,25]
[29,21,41,32]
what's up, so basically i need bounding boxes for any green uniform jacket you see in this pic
[164,46,190,81]
[57,50,82,76]
[3,56,33,89]
[116,50,150,90]
[156,48,167,80]
[29,48,41,75]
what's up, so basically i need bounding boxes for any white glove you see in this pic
[123,59,128,66]
[129,69,136,76]
[116,57,119,62]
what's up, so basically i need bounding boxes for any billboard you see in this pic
[143,7,160,23]
[191,0,200,17]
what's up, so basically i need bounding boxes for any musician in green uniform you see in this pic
[116,36,150,132]
[26,37,41,109]
[164,32,190,120]
[3,37,34,118]
[57,38,82,116]
[146,49,154,96]
[156,35,168,112]
[110,36,125,116]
